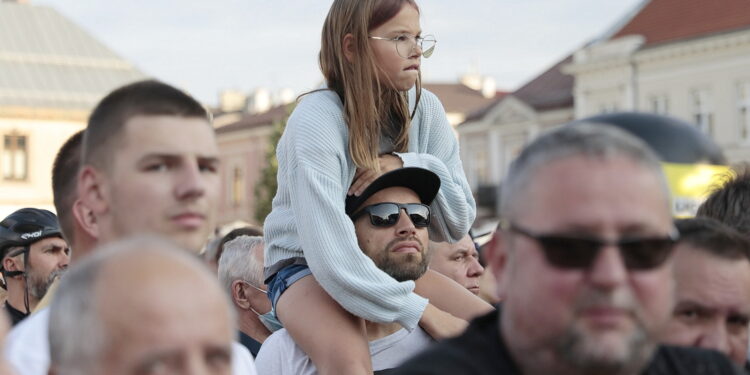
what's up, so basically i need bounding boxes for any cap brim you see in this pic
[345,167,441,216]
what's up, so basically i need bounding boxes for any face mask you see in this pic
[245,281,284,332]
[255,309,284,332]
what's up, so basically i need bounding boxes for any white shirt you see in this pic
[4,307,257,375]
[255,326,433,374]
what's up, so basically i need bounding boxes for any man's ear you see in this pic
[343,33,356,63]
[485,232,509,299]
[72,198,98,240]
[3,253,22,274]
[78,166,108,217]
[231,280,250,309]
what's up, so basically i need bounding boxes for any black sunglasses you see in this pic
[501,221,678,270]
[350,203,431,228]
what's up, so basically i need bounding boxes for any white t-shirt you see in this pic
[255,326,433,374]
[4,307,258,375]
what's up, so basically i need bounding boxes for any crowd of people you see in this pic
[1,0,749,374]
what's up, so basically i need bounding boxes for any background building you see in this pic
[458,0,750,219]
[458,56,574,219]
[0,0,145,217]
[564,0,750,163]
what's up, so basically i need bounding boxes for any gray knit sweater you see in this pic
[263,88,476,331]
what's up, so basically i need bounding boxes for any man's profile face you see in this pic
[659,244,750,366]
[500,156,674,372]
[429,235,484,294]
[353,186,430,281]
[25,236,69,300]
[101,115,220,253]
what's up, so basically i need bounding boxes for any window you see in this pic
[473,148,488,185]
[598,103,618,114]
[231,166,244,206]
[3,132,27,181]
[691,90,713,136]
[738,82,750,141]
[649,95,669,115]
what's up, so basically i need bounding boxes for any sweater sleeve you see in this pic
[395,90,476,243]
[279,95,428,330]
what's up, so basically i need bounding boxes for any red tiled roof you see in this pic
[513,54,574,111]
[612,0,750,46]
[422,83,502,115]
[460,55,574,125]
[215,104,292,135]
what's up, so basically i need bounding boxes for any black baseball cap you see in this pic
[345,167,441,216]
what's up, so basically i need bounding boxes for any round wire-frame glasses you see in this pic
[369,34,436,58]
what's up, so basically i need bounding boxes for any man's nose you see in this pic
[587,245,628,290]
[695,325,731,356]
[395,209,417,236]
[466,256,484,278]
[175,161,206,200]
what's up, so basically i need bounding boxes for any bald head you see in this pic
[49,236,234,375]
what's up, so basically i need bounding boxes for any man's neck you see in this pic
[6,284,36,314]
[365,320,402,341]
[238,313,271,343]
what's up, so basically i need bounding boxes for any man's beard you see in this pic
[374,236,431,282]
[27,268,65,300]
[554,291,655,375]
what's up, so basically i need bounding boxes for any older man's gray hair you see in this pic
[218,235,265,294]
[501,123,669,219]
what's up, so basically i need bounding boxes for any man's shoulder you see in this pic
[5,308,51,375]
[255,329,313,375]
[7,307,49,348]
[391,311,514,375]
[230,341,257,375]
[646,345,743,375]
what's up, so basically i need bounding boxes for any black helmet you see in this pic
[0,208,61,260]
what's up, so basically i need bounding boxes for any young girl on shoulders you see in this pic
[263,0,493,373]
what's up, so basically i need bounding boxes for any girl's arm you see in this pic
[395,89,477,244]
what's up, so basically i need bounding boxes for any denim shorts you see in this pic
[265,264,312,324]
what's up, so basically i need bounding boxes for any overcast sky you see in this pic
[33,0,644,106]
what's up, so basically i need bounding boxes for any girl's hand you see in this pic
[348,154,404,196]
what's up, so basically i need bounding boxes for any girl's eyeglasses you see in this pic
[369,34,436,59]
[350,202,431,228]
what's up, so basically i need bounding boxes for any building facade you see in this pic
[0,1,145,217]
[564,0,750,164]
[458,0,750,219]
[457,56,574,216]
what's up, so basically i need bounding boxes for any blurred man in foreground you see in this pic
[48,236,240,375]
[395,123,742,374]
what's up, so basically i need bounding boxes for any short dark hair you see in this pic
[675,217,750,261]
[696,167,750,236]
[52,130,84,244]
[216,226,263,263]
[82,80,209,171]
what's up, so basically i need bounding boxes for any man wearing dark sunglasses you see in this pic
[256,167,440,374]
[395,123,742,374]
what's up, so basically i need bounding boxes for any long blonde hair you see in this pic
[319,0,422,172]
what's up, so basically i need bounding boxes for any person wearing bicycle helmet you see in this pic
[0,208,69,326]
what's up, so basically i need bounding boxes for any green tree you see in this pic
[254,104,294,223]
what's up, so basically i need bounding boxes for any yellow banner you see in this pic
[662,162,730,218]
